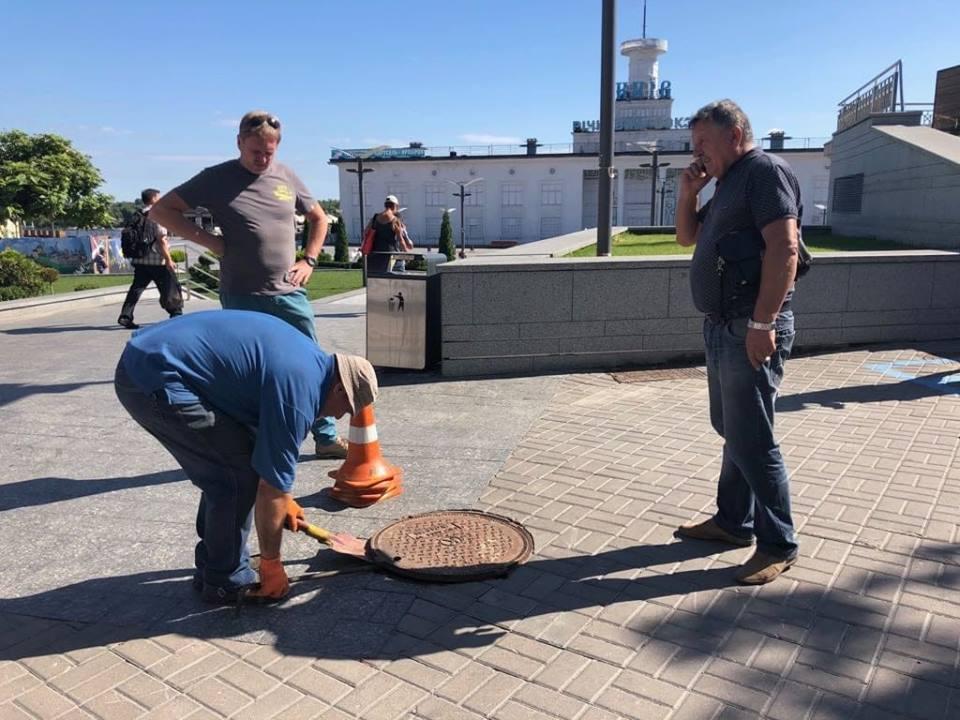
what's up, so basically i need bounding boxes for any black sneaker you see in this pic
[118,317,140,329]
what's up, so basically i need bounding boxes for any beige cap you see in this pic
[334,353,379,414]
[385,195,399,206]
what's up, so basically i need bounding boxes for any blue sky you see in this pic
[2,0,952,203]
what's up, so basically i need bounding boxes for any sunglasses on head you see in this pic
[242,115,281,131]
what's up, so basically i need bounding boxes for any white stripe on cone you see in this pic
[349,424,378,444]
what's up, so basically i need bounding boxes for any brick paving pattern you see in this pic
[1,300,958,719]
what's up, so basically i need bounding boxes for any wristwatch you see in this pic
[747,318,776,332]
[304,256,318,268]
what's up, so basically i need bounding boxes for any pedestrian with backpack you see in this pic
[117,188,183,329]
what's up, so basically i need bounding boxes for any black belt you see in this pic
[705,300,791,324]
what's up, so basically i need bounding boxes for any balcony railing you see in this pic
[332,136,832,161]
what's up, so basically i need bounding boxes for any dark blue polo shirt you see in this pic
[120,310,334,492]
[689,148,801,314]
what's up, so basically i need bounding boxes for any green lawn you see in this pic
[46,268,362,301]
[303,269,363,300]
[50,274,133,294]
[567,231,916,257]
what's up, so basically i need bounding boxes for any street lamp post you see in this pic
[445,178,483,259]
[596,0,617,256]
[640,154,671,226]
[335,145,388,284]
[659,176,675,225]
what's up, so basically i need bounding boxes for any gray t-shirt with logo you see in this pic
[174,160,316,296]
[688,148,801,314]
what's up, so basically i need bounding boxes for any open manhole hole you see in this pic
[610,366,706,384]
[367,509,534,583]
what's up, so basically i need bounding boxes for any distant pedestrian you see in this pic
[366,195,412,274]
[92,245,108,274]
[117,189,183,329]
[674,99,802,585]
[149,111,347,460]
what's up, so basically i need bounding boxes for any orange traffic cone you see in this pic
[327,404,403,507]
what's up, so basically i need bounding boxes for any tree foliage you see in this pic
[109,200,141,226]
[439,210,455,261]
[0,130,114,228]
[318,198,341,216]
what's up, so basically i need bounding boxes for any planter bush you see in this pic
[0,248,49,301]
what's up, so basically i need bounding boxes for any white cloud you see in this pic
[215,117,240,128]
[149,154,232,163]
[100,126,133,135]
[460,133,522,145]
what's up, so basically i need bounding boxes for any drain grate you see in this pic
[367,509,534,582]
[611,366,706,384]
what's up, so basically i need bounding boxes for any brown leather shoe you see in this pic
[676,517,754,547]
[735,551,797,585]
[315,437,349,460]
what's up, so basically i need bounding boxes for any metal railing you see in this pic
[169,241,219,301]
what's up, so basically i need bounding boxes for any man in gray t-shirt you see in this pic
[150,110,348,461]
[673,99,802,586]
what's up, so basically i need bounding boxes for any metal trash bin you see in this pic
[366,252,446,369]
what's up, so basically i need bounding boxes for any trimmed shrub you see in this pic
[40,266,60,285]
[188,253,220,293]
[439,210,455,261]
[169,249,187,264]
[334,216,350,263]
[0,248,48,301]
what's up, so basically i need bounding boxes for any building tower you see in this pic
[617,37,673,130]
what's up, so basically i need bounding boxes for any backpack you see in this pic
[120,211,154,259]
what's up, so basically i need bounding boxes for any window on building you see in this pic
[540,216,561,239]
[501,216,521,240]
[832,174,864,213]
[541,182,563,205]
[501,182,523,206]
[385,185,409,208]
[464,183,484,206]
[425,216,442,243]
[466,217,483,242]
[425,185,444,207]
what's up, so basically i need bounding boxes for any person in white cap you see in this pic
[366,195,412,274]
[114,309,378,605]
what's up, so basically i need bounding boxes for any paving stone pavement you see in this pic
[1,293,959,719]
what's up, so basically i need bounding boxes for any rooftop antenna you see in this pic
[642,0,647,38]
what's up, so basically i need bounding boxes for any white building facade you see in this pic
[332,35,830,246]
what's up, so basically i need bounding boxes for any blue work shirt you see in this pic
[120,310,334,492]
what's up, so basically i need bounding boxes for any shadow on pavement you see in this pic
[0,380,114,407]
[0,325,129,335]
[1,540,957,718]
[779,370,960,411]
[0,469,186,511]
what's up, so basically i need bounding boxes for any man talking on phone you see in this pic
[674,99,801,585]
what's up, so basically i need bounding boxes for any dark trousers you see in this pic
[114,363,259,592]
[119,264,183,320]
[704,311,798,560]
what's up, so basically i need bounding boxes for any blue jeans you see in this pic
[220,289,337,443]
[704,312,798,560]
[114,363,258,592]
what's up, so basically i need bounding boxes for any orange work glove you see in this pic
[285,497,304,532]
[248,556,289,600]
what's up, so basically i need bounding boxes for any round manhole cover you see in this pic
[367,509,534,583]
